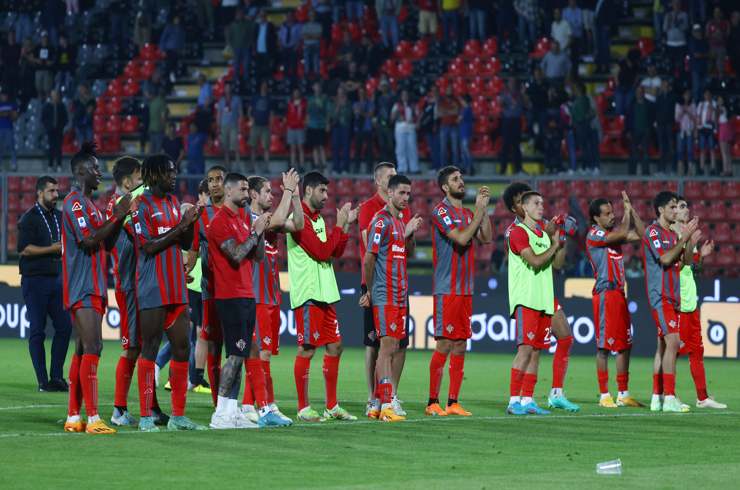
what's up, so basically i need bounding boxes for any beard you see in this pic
[449,189,465,200]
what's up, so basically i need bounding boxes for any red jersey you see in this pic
[251,209,281,305]
[367,208,408,306]
[642,221,681,309]
[192,201,222,300]
[286,98,307,129]
[206,205,255,300]
[358,192,410,285]
[586,224,625,293]
[431,198,475,296]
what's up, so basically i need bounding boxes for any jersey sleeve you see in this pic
[644,226,667,259]
[357,201,373,240]
[63,195,92,242]
[130,200,154,248]
[508,226,530,256]
[205,216,230,247]
[586,228,608,248]
[367,216,389,255]
[105,196,116,220]
[192,217,202,251]
[432,205,456,236]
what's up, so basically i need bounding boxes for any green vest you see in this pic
[679,264,697,313]
[188,256,202,293]
[117,185,147,227]
[508,223,555,316]
[287,213,340,309]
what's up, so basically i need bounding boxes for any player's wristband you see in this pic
[286,188,295,193]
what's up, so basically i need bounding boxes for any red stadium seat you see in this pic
[705,201,727,221]
[713,223,732,244]
[724,181,740,199]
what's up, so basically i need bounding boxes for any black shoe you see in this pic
[38,383,48,392]
[47,378,70,392]
[152,408,170,426]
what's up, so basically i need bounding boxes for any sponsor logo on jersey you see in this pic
[653,239,661,249]
[391,244,405,253]
[596,229,605,237]
[373,232,381,244]
[443,216,452,226]
[236,339,247,351]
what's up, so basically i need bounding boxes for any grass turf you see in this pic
[0,339,738,489]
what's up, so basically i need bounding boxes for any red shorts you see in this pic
[70,295,106,323]
[199,298,223,343]
[115,291,139,350]
[651,303,680,337]
[433,295,473,340]
[678,309,702,355]
[373,305,408,340]
[163,304,188,330]
[593,290,632,352]
[554,298,562,311]
[514,306,552,350]
[294,302,341,347]
[255,303,281,355]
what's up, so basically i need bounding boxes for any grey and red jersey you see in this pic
[586,224,625,293]
[367,208,408,306]
[432,198,475,296]
[192,200,221,300]
[61,188,108,309]
[251,210,281,305]
[642,221,681,309]
[106,192,136,292]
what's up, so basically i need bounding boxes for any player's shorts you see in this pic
[294,301,341,347]
[362,285,409,348]
[593,289,632,352]
[69,295,106,322]
[651,302,680,337]
[678,309,702,355]
[514,305,552,350]
[434,294,473,340]
[199,298,223,343]
[373,305,408,340]
[163,304,188,330]
[215,298,256,357]
[115,290,139,350]
[255,303,281,355]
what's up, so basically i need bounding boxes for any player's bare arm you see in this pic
[519,228,562,269]
[269,169,301,231]
[602,199,633,245]
[80,192,132,251]
[658,217,698,267]
[476,188,493,244]
[20,242,62,256]
[360,251,376,308]
[405,214,422,255]
[446,187,489,247]
[621,191,645,241]
[139,203,202,256]
[284,183,305,233]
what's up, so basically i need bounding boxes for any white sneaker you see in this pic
[110,408,137,426]
[241,404,259,423]
[209,411,237,429]
[696,397,727,409]
[235,410,260,429]
[391,396,407,417]
[154,364,160,387]
[270,403,293,424]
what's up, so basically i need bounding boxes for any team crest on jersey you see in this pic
[649,228,659,237]
[134,222,142,234]
[264,336,271,345]
[438,207,447,216]
[527,332,535,340]
[389,323,397,332]
[596,230,605,237]
[375,219,385,229]
[236,339,247,351]
[72,201,82,212]
[313,331,320,341]
[446,324,454,333]
[608,338,615,345]
[669,320,677,328]
[77,216,87,228]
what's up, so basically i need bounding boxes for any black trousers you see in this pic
[47,131,63,169]
[499,117,522,174]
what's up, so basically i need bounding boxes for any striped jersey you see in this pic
[106,192,136,292]
[61,187,108,308]
[192,200,221,300]
[129,189,188,309]
[642,221,681,309]
[367,208,408,306]
[251,210,281,305]
[432,198,475,296]
[585,224,625,293]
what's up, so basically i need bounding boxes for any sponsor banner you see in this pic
[1,270,739,359]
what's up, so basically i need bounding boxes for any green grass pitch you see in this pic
[0,339,738,489]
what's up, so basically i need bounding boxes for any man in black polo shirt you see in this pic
[18,176,72,392]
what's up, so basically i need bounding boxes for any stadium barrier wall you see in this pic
[0,267,738,359]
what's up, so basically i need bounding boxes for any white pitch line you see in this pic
[0,404,64,411]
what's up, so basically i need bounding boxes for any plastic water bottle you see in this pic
[596,459,622,475]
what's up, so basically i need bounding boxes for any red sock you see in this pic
[322,354,340,410]
[597,369,609,394]
[373,373,381,399]
[652,373,663,395]
[616,372,629,393]
[262,359,274,404]
[80,354,99,417]
[246,358,268,408]
[428,351,448,400]
[67,354,82,417]
[552,335,572,389]
[294,356,311,410]
[137,358,155,417]
[170,360,188,417]
[663,373,676,396]
[688,351,708,401]
[206,353,221,407]
[521,373,537,397]
[242,359,255,405]
[378,378,393,405]
[448,354,465,402]
[114,357,136,407]
[509,368,525,397]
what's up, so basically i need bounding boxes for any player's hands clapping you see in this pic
[182,203,202,227]
[348,205,360,224]
[113,193,133,220]
[622,191,633,214]
[475,186,491,209]
[282,168,300,193]
[337,202,352,227]
[253,212,272,235]
[359,290,371,308]
[700,240,715,258]
[681,217,699,242]
[406,214,423,236]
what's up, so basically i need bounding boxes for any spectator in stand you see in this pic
[254,9,277,83]
[441,0,462,49]
[717,95,733,177]
[615,48,640,116]
[376,0,401,49]
[307,81,329,169]
[108,0,128,57]
[314,0,333,42]
[458,95,474,174]
[654,79,676,174]
[468,0,488,41]
[355,34,384,74]
[218,82,243,169]
[696,89,717,175]
[653,0,669,43]
[675,88,697,176]
[551,8,572,54]
[197,72,212,106]
[419,86,440,170]
[572,81,599,174]
[437,85,461,168]
[286,87,307,171]
[343,61,362,103]
[391,89,420,174]
[221,0,240,22]
[242,0,259,19]
[329,87,353,174]
[515,0,538,50]
[663,0,689,76]
[18,39,36,108]
[559,91,578,174]
[526,66,548,150]
[55,34,75,95]
[249,80,272,171]
[706,7,729,77]
[2,31,21,98]
[499,78,524,174]
[0,90,18,171]
[729,12,740,77]
[41,90,67,173]
[353,86,375,173]
[627,87,652,175]
[194,98,214,137]
[160,14,186,84]
[563,0,584,66]
[32,32,56,99]
[147,88,168,153]
[40,0,65,46]
[226,8,256,89]
[593,0,615,73]
[346,0,365,21]
[13,4,34,43]
[162,122,185,168]
[278,11,302,78]
[187,122,207,178]
[374,79,396,162]
[540,41,571,84]
[133,12,152,52]
[689,24,709,102]
[194,0,216,40]
[72,83,94,146]
[640,62,661,105]
[417,0,438,40]
[66,0,79,17]
[302,10,322,78]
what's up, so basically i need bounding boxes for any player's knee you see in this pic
[125,347,141,360]
[452,341,466,356]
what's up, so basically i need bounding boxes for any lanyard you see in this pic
[35,202,60,243]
